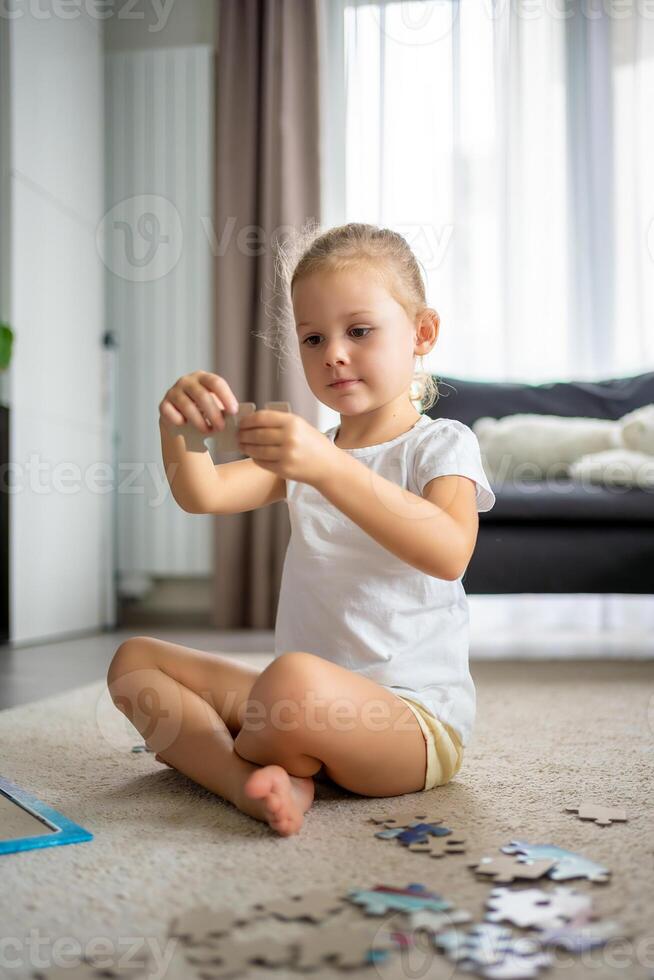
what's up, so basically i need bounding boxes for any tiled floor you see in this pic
[0,629,276,710]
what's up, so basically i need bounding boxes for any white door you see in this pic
[9,9,112,644]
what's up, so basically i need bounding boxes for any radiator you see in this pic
[104,46,214,597]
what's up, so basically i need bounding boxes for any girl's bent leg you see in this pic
[106,637,315,835]
[234,652,428,797]
[108,635,263,737]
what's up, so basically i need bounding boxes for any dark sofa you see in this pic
[426,371,654,594]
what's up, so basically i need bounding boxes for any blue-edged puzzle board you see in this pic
[0,774,93,856]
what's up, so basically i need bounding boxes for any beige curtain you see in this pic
[212,0,322,629]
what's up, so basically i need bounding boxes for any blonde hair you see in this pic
[258,220,441,413]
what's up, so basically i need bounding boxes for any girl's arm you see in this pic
[314,452,477,581]
[159,418,222,512]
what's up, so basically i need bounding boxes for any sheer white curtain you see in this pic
[331,0,654,382]
[318,0,654,644]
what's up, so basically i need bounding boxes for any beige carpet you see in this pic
[0,659,652,980]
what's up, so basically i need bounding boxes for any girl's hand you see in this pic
[238,410,340,487]
[159,371,240,436]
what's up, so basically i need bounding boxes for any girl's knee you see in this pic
[107,635,156,684]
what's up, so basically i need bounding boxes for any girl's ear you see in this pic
[415,308,440,352]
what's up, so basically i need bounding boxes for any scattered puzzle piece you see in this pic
[347,883,452,917]
[35,967,117,980]
[290,920,398,971]
[406,836,467,858]
[250,889,346,923]
[368,809,443,828]
[434,922,540,966]
[565,803,628,826]
[396,822,455,845]
[409,907,473,932]
[185,934,295,975]
[481,950,553,979]
[468,854,557,884]
[169,905,247,944]
[485,885,593,930]
[501,840,611,884]
[538,917,627,952]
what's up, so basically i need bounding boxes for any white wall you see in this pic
[8,6,110,644]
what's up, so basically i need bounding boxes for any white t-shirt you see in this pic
[274,414,496,746]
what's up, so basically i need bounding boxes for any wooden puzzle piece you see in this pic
[565,803,628,826]
[501,840,611,884]
[169,905,247,945]
[485,885,593,931]
[468,854,557,884]
[406,836,466,858]
[369,809,443,828]
[250,888,346,923]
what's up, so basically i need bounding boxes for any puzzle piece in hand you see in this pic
[538,917,627,952]
[468,854,557,884]
[348,883,452,916]
[250,889,345,923]
[565,803,628,826]
[501,840,611,883]
[169,904,246,944]
[485,885,593,930]
[407,836,467,858]
[290,920,398,971]
[211,401,256,453]
[369,809,444,828]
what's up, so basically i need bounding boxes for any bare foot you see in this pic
[240,764,315,836]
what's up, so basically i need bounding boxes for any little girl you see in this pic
[107,222,495,837]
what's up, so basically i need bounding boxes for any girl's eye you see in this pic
[302,327,371,346]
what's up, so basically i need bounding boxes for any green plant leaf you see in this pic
[0,322,13,371]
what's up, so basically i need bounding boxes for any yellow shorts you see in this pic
[395,695,464,791]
